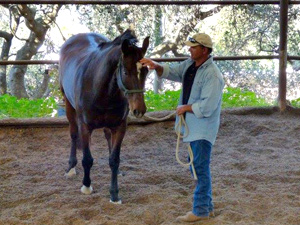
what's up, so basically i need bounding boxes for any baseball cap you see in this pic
[185,33,213,49]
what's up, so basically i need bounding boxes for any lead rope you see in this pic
[142,111,176,121]
[141,69,197,179]
[143,112,197,180]
[175,115,198,180]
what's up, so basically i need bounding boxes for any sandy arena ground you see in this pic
[0,109,299,225]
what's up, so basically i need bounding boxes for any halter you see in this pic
[116,57,145,95]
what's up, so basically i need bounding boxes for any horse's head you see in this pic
[118,34,150,118]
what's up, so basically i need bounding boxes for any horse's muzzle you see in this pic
[131,109,145,118]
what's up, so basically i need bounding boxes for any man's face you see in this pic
[189,45,206,61]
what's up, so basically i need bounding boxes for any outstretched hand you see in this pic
[140,58,158,70]
[140,58,164,76]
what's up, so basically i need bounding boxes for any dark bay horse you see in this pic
[59,29,149,203]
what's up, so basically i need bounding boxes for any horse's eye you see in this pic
[123,69,129,76]
[141,67,148,76]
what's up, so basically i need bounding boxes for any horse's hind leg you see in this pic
[109,121,127,204]
[79,122,94,195]
[65,98,78,177]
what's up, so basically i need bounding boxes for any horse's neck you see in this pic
[94,49,124,103]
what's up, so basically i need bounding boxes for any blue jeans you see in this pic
[189,139,213,217]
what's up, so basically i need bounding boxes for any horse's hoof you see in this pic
[81,185,93,195]
[65,168,76,177]
[110,199,122,204]
[118,171,125,176]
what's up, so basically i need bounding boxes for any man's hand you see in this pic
[176,105,193,115]
[140,58,164,76]
[140,58,157,70]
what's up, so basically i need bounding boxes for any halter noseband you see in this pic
[116,58,145,95]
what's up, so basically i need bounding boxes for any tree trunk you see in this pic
[33,69,50,99]
[0,31,13,95]
[0,65,7,95]
[9,31,46,98]
[9,65,29,98]
[8,4,62,99]
[153,6,163,93]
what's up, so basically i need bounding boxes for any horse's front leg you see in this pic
[104,128,124,177]
[79,122,94,195]
[109,121,127,204]
[103,128,112,154]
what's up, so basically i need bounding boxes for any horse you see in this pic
[59,29,149,204]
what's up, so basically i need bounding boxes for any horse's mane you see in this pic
[111,29,138,46]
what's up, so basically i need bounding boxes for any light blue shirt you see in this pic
[160,56,224,144]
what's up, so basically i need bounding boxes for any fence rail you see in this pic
[0,0,300,5]
[1,55,300,65]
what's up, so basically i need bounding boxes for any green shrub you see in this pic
[145,88,271,111]
[291,98,300,108]
[222,87,270,108]
[0,94,56,119]
[0,87,276,119]
[145,90,180,112]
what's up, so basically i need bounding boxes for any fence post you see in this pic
[278,0,288,112]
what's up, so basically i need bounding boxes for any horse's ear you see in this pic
[142,36,150,56]
[121,39,131,55]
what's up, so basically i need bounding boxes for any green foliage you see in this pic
[145,90,181,112]
[1,88,297,119]
[145,88,272,112]
[291,98,300,108]
[0,94,56,119]
[222,87,270,108]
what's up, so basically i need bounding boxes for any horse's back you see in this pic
[59,33,110,108]
[61,33,108,57]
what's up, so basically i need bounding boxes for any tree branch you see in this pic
[7,4,27,42]
[150,5,224,58]
[0,31,13,41]
[16,4,44,36]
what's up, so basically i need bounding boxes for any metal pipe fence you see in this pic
[1,56,300,65]
[0,0,300,5]
[1,0,300,111]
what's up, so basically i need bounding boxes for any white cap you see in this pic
[185,33,213,49]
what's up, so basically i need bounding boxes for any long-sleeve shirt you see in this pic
[160,56,224,144]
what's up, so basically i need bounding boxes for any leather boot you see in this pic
[176,212,209,222]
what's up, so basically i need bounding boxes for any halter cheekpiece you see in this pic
[116,57,144,95]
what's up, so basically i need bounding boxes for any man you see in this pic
[140,33,224,222]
